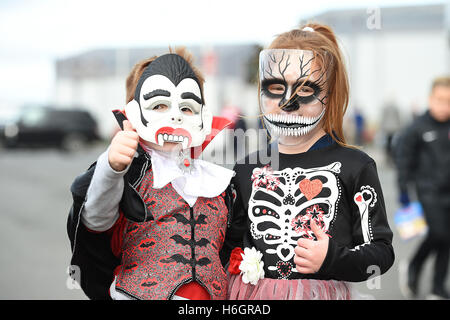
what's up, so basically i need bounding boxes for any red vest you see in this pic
[115,168,228,300]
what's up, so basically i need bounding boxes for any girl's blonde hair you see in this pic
[265,23,350,147]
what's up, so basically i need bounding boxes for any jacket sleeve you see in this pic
[220,175,248,267]
[82,149,128,231]
[318,160,395,282]
[67,163,121,300]
[394,122,420,195]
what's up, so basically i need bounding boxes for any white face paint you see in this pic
[259,49,328,143]
[125,74,212,149]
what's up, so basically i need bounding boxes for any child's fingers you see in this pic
[118,145,138,158]
[294,245,310,258]
[296,266,315,274]
[310,219,327,240]
[294,255,311,268]
[122,120,135,132]
[108,133,139,171]
[119,131,139,148]
[297,238,312,249]
[113,130,139,151]
[294,256,315,274]
[114,153,134,165]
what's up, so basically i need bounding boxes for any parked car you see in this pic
[1,105,100,151]
[0,107,20,142]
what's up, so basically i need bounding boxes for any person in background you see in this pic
[380,102,401,163]
[221,103,247,161]
[395,76,450,300]
[353,107,365,146]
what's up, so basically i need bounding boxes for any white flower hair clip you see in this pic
[302,26,314,32]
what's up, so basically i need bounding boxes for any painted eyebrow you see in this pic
[294,79,322,92]
[143,89,171,100]
[181,92,203,105]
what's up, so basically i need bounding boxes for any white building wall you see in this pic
[55,76,126,139]
[340,29,449,126]
[54,25,449,141]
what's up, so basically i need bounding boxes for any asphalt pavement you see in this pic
[0,143,448,300]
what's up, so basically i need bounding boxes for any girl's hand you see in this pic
[108,120,139,172]
[294,219,329,274]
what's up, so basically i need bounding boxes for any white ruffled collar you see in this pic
[146,148,235,207]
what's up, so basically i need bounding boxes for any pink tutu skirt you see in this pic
[227,274,353,300]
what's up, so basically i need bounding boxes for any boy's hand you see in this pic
[108,120,139,172]
[294,219,329,274]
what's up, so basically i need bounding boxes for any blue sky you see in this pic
[0,0,442,107]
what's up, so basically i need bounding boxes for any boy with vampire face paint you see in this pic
[225,25,394,300]
[67,48,236,300]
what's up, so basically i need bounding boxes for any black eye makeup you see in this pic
[262,79,287,98]
[261,78,323,106]
[293,80,322,105]
[259,49,330,109]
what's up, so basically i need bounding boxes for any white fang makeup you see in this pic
[263,107,325,137]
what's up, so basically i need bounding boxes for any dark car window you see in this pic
[49,110,73,127]
[49,110,97,129]
[21,108,48,127]
[3,105,99,150]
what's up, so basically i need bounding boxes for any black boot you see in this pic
[407,263,420,297]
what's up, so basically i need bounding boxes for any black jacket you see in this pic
[230,142,394,282]
[394,111,450,237]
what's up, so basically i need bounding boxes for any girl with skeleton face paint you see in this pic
[226,25,394,300]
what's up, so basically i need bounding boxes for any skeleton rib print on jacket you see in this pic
[229,141,394,282]
[249,163,341,278]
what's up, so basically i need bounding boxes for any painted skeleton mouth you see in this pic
[155,127,192,149]
[263,108,325,136]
